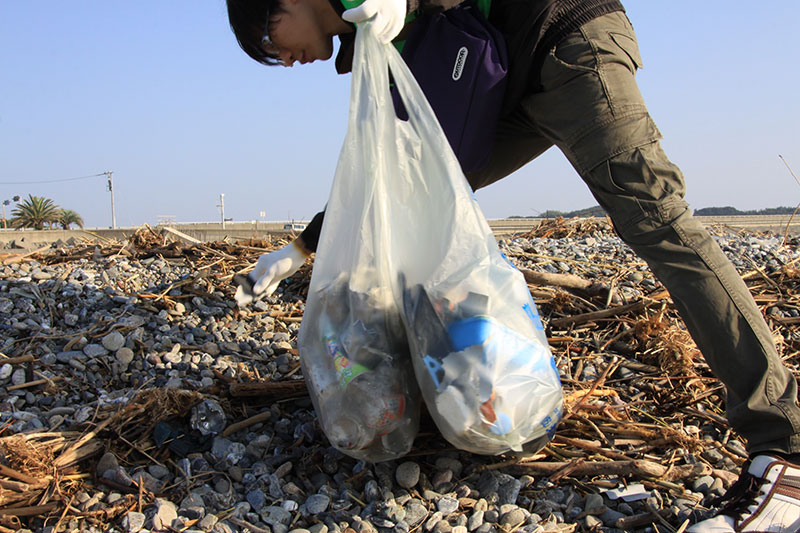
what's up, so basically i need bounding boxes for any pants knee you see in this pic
[611,200,690,246]
[581,142,690,246]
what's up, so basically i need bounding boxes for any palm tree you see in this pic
[57,209,84,229]
[10,195,61,230]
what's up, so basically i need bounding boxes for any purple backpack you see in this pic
[393,1,508,174]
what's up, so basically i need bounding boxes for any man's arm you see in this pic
[297,210,325,254]
[233,211,324,307]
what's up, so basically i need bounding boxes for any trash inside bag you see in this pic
[299,272,420,462]
[299,23,560,460]
[402,277,562,455]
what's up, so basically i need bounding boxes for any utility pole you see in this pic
[217,194,226,230]
[105,171,116,229]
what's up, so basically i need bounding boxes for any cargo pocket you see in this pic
[609,31,643,75]
[538,32,598,94]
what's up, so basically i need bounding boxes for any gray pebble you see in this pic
[150,498,178,530]
[83,343,108,357]
[261,505,292,526]
[693,475,716,494]
[215,478,231,494]
[499,508,526,527]
[432,521,452,533]
[396,462,421,489]
[425,511,444,531]
[147,464,170,479]
[198,514,219,531]
[97,452,119,477]
[364,479,381,502]
[246,489,267,512]
[102,331,126,351]
[116,347,135,367]
[404,501,428,527]
[437,496,459,516]
[726,440,748,457]
[181,506,206,520]
[121,511,146,532]
[304,494,331,514]
[584,493,604,513]
[702,448,725,464]
[10,368,26,386]
[468,510,484,531]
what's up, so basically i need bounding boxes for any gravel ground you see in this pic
[0,225,798,533]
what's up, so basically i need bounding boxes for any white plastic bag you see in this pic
[371,24,563,454]
[299,23,562,459]
[296,24,423,463]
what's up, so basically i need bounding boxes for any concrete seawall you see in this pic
[1,215,798,250]
[0,222,300,249]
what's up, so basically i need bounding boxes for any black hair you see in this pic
[226,0,286,65]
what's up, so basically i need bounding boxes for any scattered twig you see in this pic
[222,410,272,437]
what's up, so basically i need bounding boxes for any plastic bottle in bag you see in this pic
[314,305,417,457]
[326,365,408,451]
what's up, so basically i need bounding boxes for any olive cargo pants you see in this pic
[466,12,800,454]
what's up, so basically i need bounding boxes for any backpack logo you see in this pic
[452,47,468,81]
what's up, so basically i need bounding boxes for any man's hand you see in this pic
[234,241,309,307]
[342,0,406,43]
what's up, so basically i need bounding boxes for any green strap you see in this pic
[475,0,490,18]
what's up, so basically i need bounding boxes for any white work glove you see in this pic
[234,241,308,307]
[342,0,406,44]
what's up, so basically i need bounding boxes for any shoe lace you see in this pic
[714,471,768,520]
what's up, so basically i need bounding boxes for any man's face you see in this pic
[266,0,335,67]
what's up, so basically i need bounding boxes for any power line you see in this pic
[0,172,107,185]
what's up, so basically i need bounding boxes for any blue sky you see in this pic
[1,2,798,228]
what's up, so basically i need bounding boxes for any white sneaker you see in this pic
[689,454,800,532]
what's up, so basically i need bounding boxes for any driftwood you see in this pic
[513,459,709,483]
[0,355,34,365]
[615,509,679,530]
[6,376,63,391]
[228,380,308,398]
[222,411,272,437]
[0,465,40,485]
[0,245,52,265]
[522,269,607,295]
[549,290,670,328]
[0,503,60,517]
